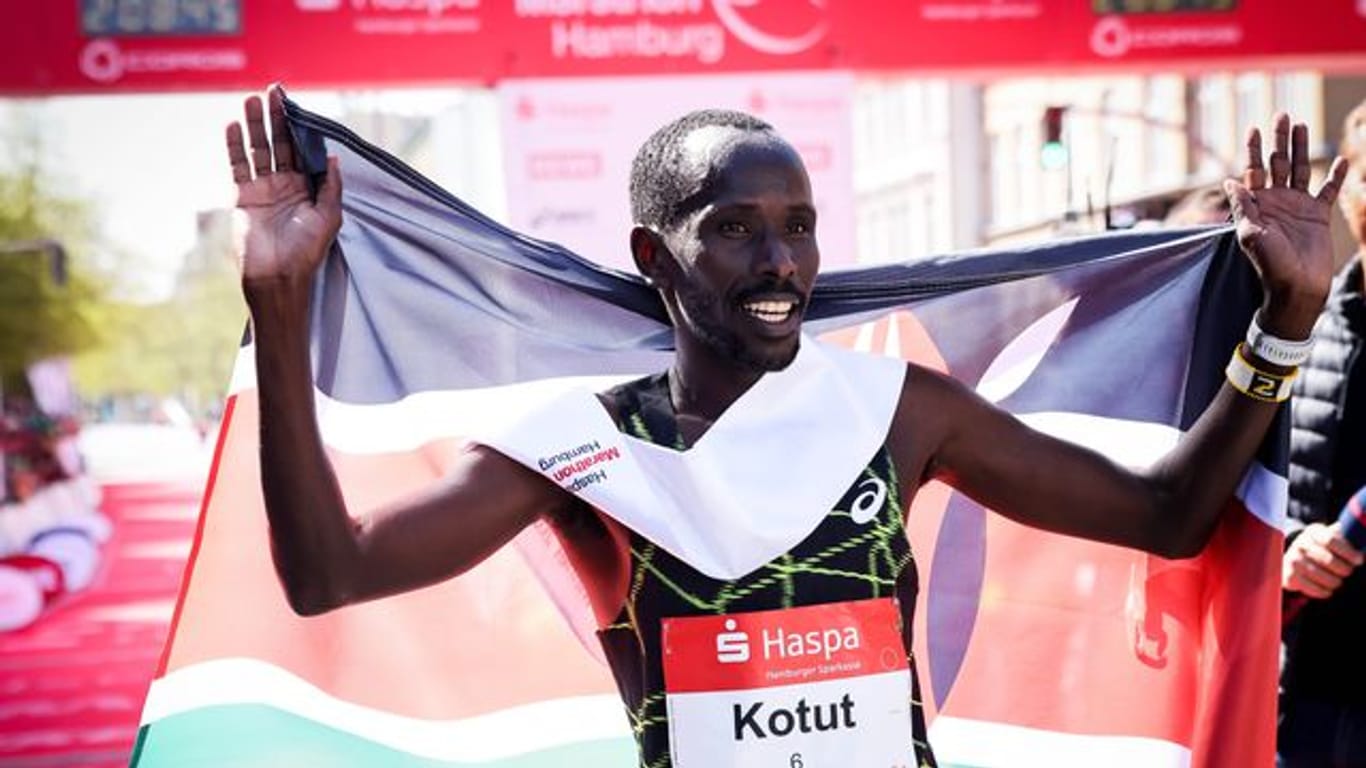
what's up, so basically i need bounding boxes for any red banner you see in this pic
[3,2,1364,95]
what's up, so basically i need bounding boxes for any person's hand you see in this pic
[1283,522,1363,599]
[1224,114,1350,341]
[227,84,341,296]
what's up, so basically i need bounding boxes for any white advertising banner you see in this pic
[498,71,856,272]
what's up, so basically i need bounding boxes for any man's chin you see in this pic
[747,337,801,372]
[688,318,800,373]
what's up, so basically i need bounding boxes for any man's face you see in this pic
[656,130,819,372]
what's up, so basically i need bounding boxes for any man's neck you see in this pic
[669,338,766,425]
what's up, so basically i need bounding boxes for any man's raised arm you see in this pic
[231,87,568,616]
[902,114,1351,559]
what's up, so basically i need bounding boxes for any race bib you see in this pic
[662,598,914,768]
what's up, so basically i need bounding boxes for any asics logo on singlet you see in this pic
[845,478,887,525]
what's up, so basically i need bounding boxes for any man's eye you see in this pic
[718,221,751,236]
[788,220,813,236]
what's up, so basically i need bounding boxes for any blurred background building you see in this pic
[256,70,1366,268]
[852,70,1365,258]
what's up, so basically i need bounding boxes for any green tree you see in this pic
[0,142,106,391]
[0,106,244,416]
[71,209,246,416]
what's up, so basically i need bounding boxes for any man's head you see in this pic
[629,110,818,372]
[1164,186,1230,227]
[1341,101,1366,253]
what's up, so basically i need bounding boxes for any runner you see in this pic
[229,85,1347,766]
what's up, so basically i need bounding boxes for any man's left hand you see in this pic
[1224,113,1350,340]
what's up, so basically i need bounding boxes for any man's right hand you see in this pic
[227,85,341,296]
[1283,522,1364,599]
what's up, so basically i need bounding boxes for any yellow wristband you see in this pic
[1225,345,1296,403]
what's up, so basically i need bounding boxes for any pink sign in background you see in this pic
[498,71,857,271]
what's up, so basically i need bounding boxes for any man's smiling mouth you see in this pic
[741,298,798,324]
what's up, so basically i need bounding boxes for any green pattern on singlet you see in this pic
[595,373,937,768]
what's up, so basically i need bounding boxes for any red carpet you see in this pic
[0,481,202,767]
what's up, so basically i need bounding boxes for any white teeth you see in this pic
[742,300,796,324]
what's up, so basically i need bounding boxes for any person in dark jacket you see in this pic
[1279,99,1366,768]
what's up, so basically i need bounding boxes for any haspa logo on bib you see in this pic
[715,616,861,664]
[716,619,751,663]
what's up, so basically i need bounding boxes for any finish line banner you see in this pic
[128,95,1286,767]
[3,1,1365,94]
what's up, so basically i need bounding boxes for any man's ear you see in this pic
[631,226,671,288]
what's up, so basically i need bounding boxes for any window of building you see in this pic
[1235,73,1267,149]
[1144,76,1182,187]
[1194,74,1233,178]
[989,132,1014,229]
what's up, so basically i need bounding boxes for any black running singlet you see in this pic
[596,373,937,768]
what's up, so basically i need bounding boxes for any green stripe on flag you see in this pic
[131,703,637,767]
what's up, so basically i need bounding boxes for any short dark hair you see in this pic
[1164,185,1230,227]
[629,109,774,231]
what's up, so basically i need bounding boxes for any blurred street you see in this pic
[0,427,208,767]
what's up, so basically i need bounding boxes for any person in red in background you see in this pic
[1278,100,1366,767]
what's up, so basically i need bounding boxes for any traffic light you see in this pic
[1041,106,1068,170]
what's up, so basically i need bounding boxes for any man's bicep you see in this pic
[348,443,566,603]
[915,369,1157,548]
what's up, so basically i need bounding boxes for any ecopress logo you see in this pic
[1089,17,1132,58]
[79,39,246,83]
[1090,14,1241,59]
[79,39,123,83]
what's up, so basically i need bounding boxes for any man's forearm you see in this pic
[1148,297,1319,557]
[248,282,361,615]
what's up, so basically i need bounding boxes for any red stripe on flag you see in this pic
[153,393,237,680]
[153,390,615,720]
[1190,500,1280,768]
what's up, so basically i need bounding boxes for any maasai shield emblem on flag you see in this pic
[130,98,1284,767]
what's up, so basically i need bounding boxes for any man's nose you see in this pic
[756,231,797,281]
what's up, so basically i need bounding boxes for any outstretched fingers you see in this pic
[1243,126,1266,189]
[1316,156,1350,206]
[1268,113,1291,188]
[244,95,273,178]
[267,85,296,174]
[1291,122,1311,191]
[225,122,251,184]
